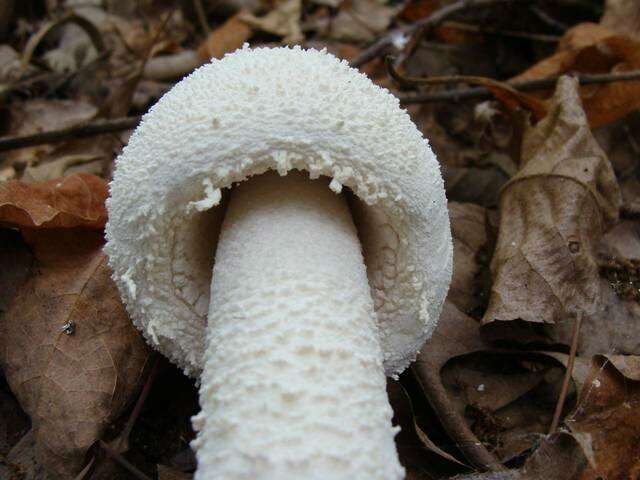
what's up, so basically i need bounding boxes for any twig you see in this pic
[350,0,533,68]
[387,57,517,91]
[72,456,95,480]
[193,0,211,34]
[442,20,560,42]
[112,354,163,452]
[529,6,568,32]
[99,441,152,480]
[19,12,106,79]
[396,70,640,104]
[548,311,583,434]
[412,364,505,472]
[0,116,140,152]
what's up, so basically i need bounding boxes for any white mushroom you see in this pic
[106,46,452,480]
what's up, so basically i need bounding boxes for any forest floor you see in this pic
[1,0,640,479]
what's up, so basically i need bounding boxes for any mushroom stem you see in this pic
[192,171,404,480]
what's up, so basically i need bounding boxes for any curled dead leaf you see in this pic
[483,76,621,326]
[197,10,253,61]
[513,22,640,128]
[0,173,108,229]
[566,355,640,479]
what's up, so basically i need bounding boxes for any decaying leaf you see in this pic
[328,0,400,43]
[566,355,640,479]
[0,175,151,477]
[413,303,504,470]
[549,278,640,356]
[388,378,468,469]
[600,0,640,38]
[483,76,621,326]
[197,10,253,60]
[240,0,303,43]
[512,22,640,128]
[0,173,108,229]
[448,202,487,313]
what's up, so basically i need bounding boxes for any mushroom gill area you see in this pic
[170,168,402,335]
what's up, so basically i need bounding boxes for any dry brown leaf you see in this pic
[418,302,486,372]
[240,0,303,43]
[387,379,467,469]
[512,23,640,128]
[483,76,621,326]
[0,176,151,477]
[413,303,502,469]
[549,278,640,356]
[448,202,487,313]
[328,0,400,44]
[197,10,253,61]
[602,220,640,260]
[566,355,640,479]
[0,173,108,229]
[600,0,640,38]
[0,230,151,477]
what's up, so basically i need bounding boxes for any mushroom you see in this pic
[106,46,452,480]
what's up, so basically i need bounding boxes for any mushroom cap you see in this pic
[105,46,452,378]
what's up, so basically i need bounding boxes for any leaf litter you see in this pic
[1,0,640,479]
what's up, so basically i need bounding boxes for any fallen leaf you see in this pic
[328,0,400,43]
[512,23,640,128]
[601,220,640,261]
[413,303,505,470]
[483,76,621,326]
[600,0,640,38]
[548,278,640,357]
[451,432,595,480]
[399,0,439,22]
[0,176,151,477]
[0,231,151,477]
[388,378,468,468]
[3,430,46,480]
[197,10,253,61]
[566,355,640,480]
[0,173,108,229]
[21,154,104,183]
[240,0,303,43]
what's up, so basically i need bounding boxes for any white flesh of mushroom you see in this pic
[191,171,404,479]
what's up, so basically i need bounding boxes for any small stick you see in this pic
[193,0,211,34]
[0,116,140,152]
[442,20,560,42]
[529,5,568,32]
[99,441,152,480]
[350,0,533,68]
[412,364,505,471]
[548,311,583,434]
[395,70,640,104]
[112,354,163,452]
[3,70,639,153]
